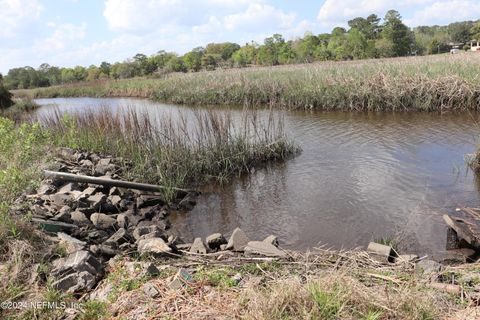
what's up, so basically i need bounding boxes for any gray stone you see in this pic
[90,244,117,258]
[263,235,279,247]
[132,225,164,241]
[58,183,79,194]
[51,250,103,293]
[176,243,192,251]
[137,237,172,256]
[81,187,97,198]
[416,259,442,274]
[90,213,117,230]
[37,183,56,195]
[70,210,91,226]
[52,193,73,208]
[109,195,122,207]
[105,228,129,246]
[89,283,114,302]
[53,206,73,223]
[57,232,86,254]
[143,283,160,298]
[136,195,164,209]
[244,241,287,257]
[219,244,227,251]
[226,228,250,251]
[190,237,208,254]
[87,193,107,211]
[206,233,227,250]
[94,163,116,176]
[116,214,129,229]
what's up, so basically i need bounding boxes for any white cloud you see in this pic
[224,3,296,31]
[405,1,480,26]
[34,23,87,52]
[317,0,439,29]
[0,0,43,38]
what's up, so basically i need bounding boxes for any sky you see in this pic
[1,0,480,73]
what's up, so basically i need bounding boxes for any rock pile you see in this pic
[14,148,286,293]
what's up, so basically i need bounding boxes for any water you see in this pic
[35,97,480,258]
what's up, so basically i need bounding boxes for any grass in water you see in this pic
[17,53,480,111]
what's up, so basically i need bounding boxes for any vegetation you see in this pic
[0,74,14,109]
[20,53,480,111]
[4,11,479,90]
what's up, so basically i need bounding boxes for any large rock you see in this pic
[190,237,208,254]
[132,225,165,242]
[90,213,117,230]
[105,228,130,246]
[86,194,107,211]
[51,250,103,293]
[263,235,279,247]
[70,210,91,226]
[244,241,286,258]
[137,238,172,256]
[53,206,73,223]
[57,232,86,254]
[367,242,394,263]
[226,228,250,251]
[206,233,227,251]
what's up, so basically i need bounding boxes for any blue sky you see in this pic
[1,0,480,73]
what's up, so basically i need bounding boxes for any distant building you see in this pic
[470,40,480,51]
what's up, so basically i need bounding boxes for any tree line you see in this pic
[3,10,480,90]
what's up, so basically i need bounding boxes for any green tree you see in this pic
[0,74,14,109]
[296,33,320,62]
[184,47,204,72]
[232,43,257,67]
[257,34,285,65]
[346,28,368,59]
[471,21,480,40]
[381,10,413,56]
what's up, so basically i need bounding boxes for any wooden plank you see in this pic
[43,170,192,195]
[443,214,480,250]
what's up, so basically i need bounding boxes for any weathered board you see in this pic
[443,208,480,250]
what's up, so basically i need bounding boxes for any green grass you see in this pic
[17,53,480,111]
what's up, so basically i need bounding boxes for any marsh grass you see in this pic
[19,53,480,111]
[41,107,297,201]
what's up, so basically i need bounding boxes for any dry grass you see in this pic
[17,53,480,111]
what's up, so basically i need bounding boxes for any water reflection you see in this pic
[35,98,480,257]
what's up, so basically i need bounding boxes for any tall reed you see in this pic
[41,107,297,201]
[19,53,480,111]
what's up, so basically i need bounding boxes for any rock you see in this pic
[51,193,73,208]
[219,244,227,251]
[86,230,109,242]
[58,232,86,254]
[94,163,116,176]
[263,235,279,247]
[367,242,394,263]
[116,214,129,229]
[132,225,165,242]
[136,195,164,209]
[81,187,97,198]
[37,183,56,195]
[137,238,172,256]
[232,273,242,285]
[206,233,227,251]
[90,213,117,230]
[53,206,73,223]
[226,228,250,251]
[105,228,129,246]
[244,241,287,257]
[190,238,208,254]
[32,204,51,218]
[70,210,91,226]
[58,183,79,194]
[109,195,122,207]
[143,283,160,298]
[169,268,193,290]
[178,194,196,210]
[86,194,107,211]
[51,250,103,293]
[416,259,442,274]
[80,159,94,168]
[90,244,118,258]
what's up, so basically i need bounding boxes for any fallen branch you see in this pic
[43,170,194,194]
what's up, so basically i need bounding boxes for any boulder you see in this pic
[226,228,250,251]
[70,210,91,226]
[244,241,286,258]
[51,250,103,293]
[367,242,394,263]
[90,213,117,230]
[190,237,208,254]
[105,228,130,246]
[57,183,80,194]
[206,233,227,250]
[53,206,73,223]
[263,235,279,247]
[51,193,73,208]
[132,225,165,242]
[137,238,172,256]
[57,232,86,254]
[86,194,107,211]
